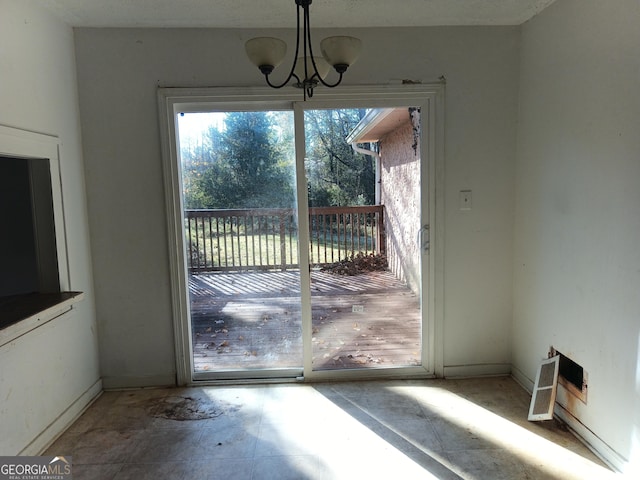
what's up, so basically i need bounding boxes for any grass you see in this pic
[187,230,378,270]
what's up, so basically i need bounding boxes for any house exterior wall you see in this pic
[0,0,100,455]
[380,119,421,294]
[513,0,640,472]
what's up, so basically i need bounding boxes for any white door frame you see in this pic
[157,85,445,385]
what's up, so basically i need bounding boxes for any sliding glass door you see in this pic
[301,107,423,373]
[176,110,304,378]
[160,86,440,383]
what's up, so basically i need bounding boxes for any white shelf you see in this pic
[0,292,84,347]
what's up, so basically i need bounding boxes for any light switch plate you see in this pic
[459,190,472,210]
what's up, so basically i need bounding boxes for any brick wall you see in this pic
[379,118,421,293]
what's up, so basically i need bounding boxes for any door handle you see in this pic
[419,224,430,253]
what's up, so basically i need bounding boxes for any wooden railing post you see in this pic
[378,207,386,255]
[186,216,193,271]
[279,213,287,271]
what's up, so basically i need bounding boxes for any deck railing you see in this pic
[185,205,384,272]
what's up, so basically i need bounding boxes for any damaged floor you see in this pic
[45,377,616,479]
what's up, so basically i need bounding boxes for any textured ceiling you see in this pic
[36,0,557,28]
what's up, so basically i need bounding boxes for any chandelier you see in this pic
[245,0,362,100]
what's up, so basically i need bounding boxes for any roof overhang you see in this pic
[346,108,411,144]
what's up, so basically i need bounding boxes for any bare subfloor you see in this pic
[45,377,615,479]
[189,270,421,372]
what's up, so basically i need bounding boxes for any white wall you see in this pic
[512,0,640,472]
[74,25,519,386]
[0,1,100,454]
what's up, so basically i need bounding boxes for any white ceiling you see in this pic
[36,0,557,28]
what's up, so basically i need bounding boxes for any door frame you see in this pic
[157,85,445,385]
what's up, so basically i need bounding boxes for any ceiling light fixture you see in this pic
[245,0,362,100]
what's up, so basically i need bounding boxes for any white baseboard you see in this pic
[443,363,511,378]
[20,378,103,456]
[554,403,626,474]
[511,365,625,474]
[102,374,176,390]
[511,365,534,392]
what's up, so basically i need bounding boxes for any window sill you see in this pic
[0,291,84,347]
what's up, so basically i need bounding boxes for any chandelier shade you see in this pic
[320,36,362,73]
[245,37,288,75]
[244,0,362,99]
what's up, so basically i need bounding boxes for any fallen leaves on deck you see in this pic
[321,253,388,276]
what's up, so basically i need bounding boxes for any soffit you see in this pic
[347,108,411,144]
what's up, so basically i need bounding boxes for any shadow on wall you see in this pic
[380,120,421,295]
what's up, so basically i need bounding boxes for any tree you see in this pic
[180,125,223,208]
[183,111,295,209]
[304,109,375,207]
[179,108,376,210]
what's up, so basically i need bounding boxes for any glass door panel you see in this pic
[177,110,303,376]
[303,107,423,371]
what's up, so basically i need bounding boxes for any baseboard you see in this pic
[553,403,626,474]
[443,363,511,378]
[102,374,176,390]
[510,365,534,392]
[511,366,625,474]
[20,378,103,456]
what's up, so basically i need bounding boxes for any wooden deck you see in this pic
[189,270,421,372]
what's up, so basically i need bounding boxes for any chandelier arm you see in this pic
[304,3,322,85]
[264,72,302,89]
[304,3,344,89]
[315,71,345,88]
[303,3,314,83]
[261,0,304,90]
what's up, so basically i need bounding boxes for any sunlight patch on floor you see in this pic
[398,385,618,479]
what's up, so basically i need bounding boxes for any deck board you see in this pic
[189,270,421,372]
